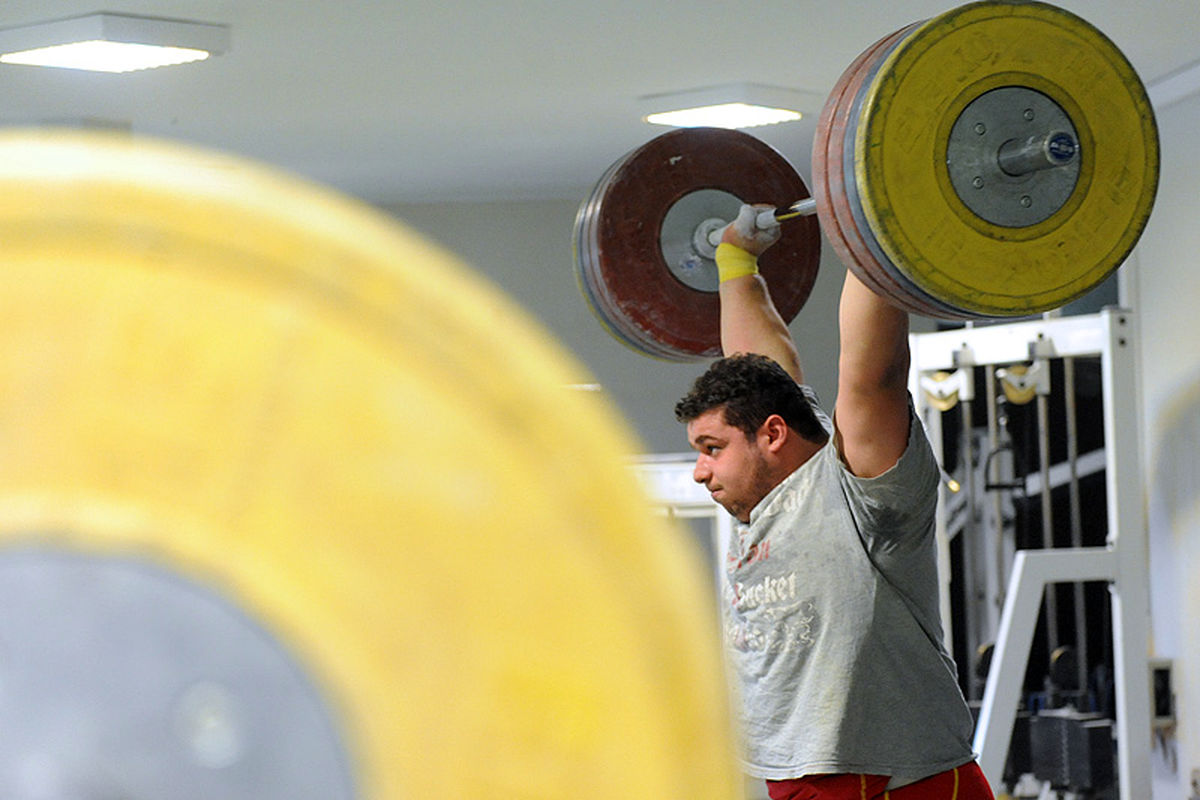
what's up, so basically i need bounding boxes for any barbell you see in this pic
[574,0,1160,361]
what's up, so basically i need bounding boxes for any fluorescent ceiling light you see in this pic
[646,102,801,128]
[0,13,229,73]
[639,84,822,129]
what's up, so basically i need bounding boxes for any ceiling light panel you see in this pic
[638,84,823,129]
[0,13,229,73]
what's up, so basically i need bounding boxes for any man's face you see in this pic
[685,407,774,523]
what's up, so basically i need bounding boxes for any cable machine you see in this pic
[911,308,1153,798]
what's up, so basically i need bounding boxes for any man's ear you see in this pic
[759,414,790,453]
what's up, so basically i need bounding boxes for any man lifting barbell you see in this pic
[576,3,1159,795]
[674,205,994,800]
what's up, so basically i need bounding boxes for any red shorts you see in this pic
[766,761,994,800]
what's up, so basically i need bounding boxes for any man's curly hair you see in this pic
[674,353,828,443]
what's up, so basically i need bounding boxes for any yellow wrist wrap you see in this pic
[715,242,759,282]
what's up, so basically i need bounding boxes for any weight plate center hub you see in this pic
[947,86,1081,228]
[0,549,355,799]
[659,189,745,293]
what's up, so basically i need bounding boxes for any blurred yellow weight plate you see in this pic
[856,1,1159,316]
[0,130,738,798]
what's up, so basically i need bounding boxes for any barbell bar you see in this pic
[702,127,1079,250]
[574,0,1159,361]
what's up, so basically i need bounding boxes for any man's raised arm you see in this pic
[716,204,913,478]
[715,204,804,382]
[834,268,912,478]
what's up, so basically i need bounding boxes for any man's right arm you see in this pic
[716,205,804,383]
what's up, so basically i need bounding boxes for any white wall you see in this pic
[1131,88,1200,799]
[388,197,849,455]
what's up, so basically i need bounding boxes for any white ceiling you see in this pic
[1,0,1197,206]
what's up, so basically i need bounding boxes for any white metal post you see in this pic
[1101,311,1153,798]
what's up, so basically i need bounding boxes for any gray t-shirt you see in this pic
[722,388,975,780]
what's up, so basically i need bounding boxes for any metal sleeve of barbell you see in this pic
[996,130,1079,177]
[767,197,818,223]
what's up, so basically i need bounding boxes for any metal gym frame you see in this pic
[909,308,1151,797]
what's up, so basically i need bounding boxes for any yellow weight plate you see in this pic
[856,1,1159,316]
[0,130,739,798]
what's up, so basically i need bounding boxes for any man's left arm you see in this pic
[833,268,912,478]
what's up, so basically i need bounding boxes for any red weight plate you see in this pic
[838,20,969,319]
[577,127,820,361]
[813,23,932,316]
[575,156,655,355]
[812,26,903,301]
